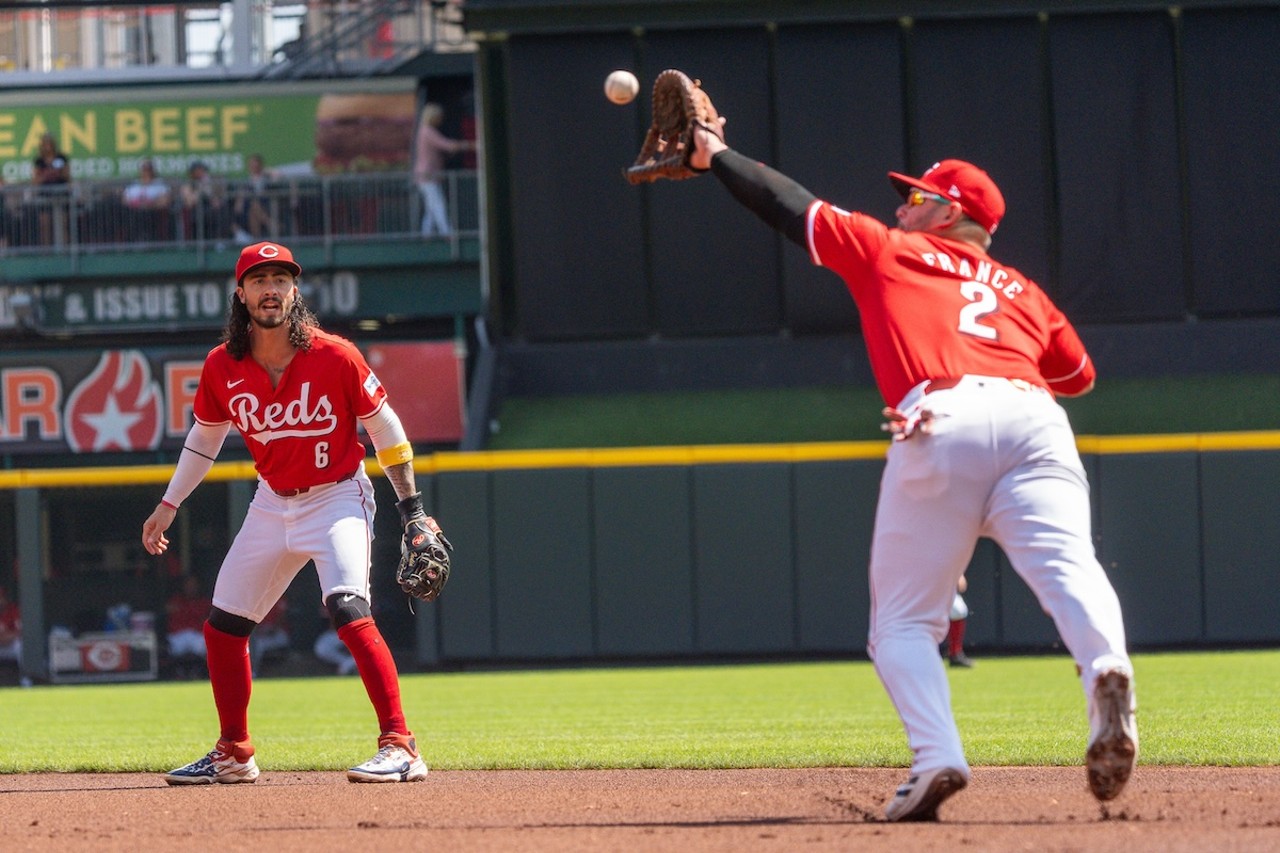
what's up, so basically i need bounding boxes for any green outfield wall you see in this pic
[4,433,1278,681]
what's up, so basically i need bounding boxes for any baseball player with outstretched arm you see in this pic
[688,124,1137,821]
[141,241,451,785]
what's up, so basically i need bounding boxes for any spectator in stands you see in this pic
[180,161,230,243]
[166,574,209,679]
[249,597,291,676]
[276,20,308,63]
[412,103,475,236]
[370,17,395,60]
[0,585,21,666]
[33,132,70,186]
[123,158,173,242]
[0,174,16,249]
[232,153,278,241]
[30,132,71,245]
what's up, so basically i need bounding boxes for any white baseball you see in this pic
[604,70,640,105]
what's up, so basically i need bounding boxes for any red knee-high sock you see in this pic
[947,618,967,657]
[338,616,408,736]
[203,621,252,743]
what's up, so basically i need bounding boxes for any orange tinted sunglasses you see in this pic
[905,188,954,207]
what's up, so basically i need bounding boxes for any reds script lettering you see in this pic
[228,381,338,443]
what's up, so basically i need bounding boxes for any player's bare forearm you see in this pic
[383,460,417,502]
[142,504,176,555]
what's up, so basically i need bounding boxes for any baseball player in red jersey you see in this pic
[689,127,1137,820]
[141,241,451,785]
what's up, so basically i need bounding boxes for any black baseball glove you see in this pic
[396,492,452,602]
[624,69,723,184]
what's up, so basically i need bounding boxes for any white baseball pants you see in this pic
[867,376,1131,775]
[212,468,377,623]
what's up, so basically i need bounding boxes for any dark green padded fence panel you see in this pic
[593,467,696,656]
[503,33,650,340]
[491,468,595,658]
[637,28,779,338]
[413,446,1280,665]
[792,460,880,652]
[434,471,496,661]
[1094,453,1202,645]
[774,21,901,334]
[960,538,1000,649]
[1199,451,1280,643]
[1183,8,1280,316]
[692,464,795,654]
[1048,13,1184,323]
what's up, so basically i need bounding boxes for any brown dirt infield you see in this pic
[2,766,1278,852]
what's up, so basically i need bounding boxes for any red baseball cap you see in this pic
[235,241,302,283]
[888,159,1006,234]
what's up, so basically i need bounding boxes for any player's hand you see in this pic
[142,504,176,555]
[624,71,724,183]
[689,118,728,171]
[880,405,939,441]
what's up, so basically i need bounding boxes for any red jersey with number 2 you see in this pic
[192,329,386,492]
[807,202,1095,405]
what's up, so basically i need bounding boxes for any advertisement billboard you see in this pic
[0,340,465,455]
[0,79,418,182]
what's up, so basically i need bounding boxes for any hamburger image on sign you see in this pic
[313,91,417,173]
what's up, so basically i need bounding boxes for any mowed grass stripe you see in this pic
[0,651,1276,773]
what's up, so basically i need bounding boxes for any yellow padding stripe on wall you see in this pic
[3,432,1280,489]
[1074,431,1280,454]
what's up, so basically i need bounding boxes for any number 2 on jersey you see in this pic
[957,280,999,341]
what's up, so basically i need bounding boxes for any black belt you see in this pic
[270,471,355,498]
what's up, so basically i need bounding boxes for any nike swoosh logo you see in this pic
[227,379,245,389]
[341,595,355,603]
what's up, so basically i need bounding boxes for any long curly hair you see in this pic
[222,285,319,360]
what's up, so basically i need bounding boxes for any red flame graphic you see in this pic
[65,350,163,452]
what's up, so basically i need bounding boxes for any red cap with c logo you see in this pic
[235,241,302,283]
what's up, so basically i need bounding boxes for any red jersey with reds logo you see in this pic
[807,202,1094,405]
[192,329,386,492]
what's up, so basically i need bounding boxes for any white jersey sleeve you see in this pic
[162,421,231,508]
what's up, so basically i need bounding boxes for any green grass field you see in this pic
[485,374,1280,449]
[1,650,1276,773]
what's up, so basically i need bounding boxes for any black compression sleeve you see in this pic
[709,148,816,249]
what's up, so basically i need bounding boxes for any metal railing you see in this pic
[0,170,479,258]
[0,1,472,83]
[258,0,473,80]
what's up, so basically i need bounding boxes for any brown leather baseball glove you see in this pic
[624,69,723,184]
[395,493,452,602]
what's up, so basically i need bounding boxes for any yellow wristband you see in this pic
[376,441,414,468]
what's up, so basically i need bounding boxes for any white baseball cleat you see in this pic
[884,766,968,822]
[164,738,260,785]
[1086,669,1138,801]
[347,732,428,783]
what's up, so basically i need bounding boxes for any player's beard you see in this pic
[250,312,286,329]
[248,297,289,329]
